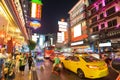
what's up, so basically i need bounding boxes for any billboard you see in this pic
[74,24,82,37]
[57,32,64,43]
[58,21,67,32]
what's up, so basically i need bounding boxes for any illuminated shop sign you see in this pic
[58,21,67,32]
[30,20,41,29]
[31,0,42,4]
[99,42,111,47]
[74,24,82,37]
[13,0,25,25]
[71,41,84,46]
[57,32,64,43]
[32,33,39,42]
[31,1,42,19]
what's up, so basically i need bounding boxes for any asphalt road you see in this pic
[35,59,119,80]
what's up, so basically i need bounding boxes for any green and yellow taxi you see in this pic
[61,54,109,79]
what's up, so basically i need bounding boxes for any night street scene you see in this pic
[0,0,120,80]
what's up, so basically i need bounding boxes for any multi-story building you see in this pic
[87,0,120,52]
[68,0,90,52]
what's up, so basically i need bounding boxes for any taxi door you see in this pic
[63,56,72,69]
[70,56,80,73]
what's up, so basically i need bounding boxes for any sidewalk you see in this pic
[14,65,32,80]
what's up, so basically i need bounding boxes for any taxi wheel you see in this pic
[77,69,85,79]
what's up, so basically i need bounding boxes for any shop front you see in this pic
[71,40,91,53]
[0,0,26,53]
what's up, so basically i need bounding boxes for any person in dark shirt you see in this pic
[28,54,33,71]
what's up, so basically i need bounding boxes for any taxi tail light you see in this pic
[86,65,98,69]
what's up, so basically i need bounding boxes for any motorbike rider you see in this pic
[52,54,60,72]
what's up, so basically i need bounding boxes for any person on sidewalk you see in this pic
[4,54,15,80]
[15,53,20,72]
[28,54,33,71]
[0,48,6,80]
[19,53,26,75]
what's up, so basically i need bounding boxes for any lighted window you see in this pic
[82,21,86,26]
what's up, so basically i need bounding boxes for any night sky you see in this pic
[35,0,78,34]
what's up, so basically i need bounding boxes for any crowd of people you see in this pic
[0,47,33,80]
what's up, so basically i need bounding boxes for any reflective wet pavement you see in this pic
[13,59,119,80]
[14,65,32,80]
[35,59,119,80]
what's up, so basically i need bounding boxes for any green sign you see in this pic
[31,0,42,5]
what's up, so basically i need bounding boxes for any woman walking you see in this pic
[28,54,33,71]
[19,53,26,75]
[4,54,15,80]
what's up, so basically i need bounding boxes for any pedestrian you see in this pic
[19,53,26,75]
[28,54,33,71]
[0,48,6,80]
[4,54,15,80]
[15,52,20,72]
[52,54,61,73]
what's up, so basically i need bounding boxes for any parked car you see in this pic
[61,54,109,79]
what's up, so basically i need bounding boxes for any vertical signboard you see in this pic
[31,0,42,19]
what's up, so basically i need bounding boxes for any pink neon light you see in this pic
[116,6,120,12]
[93,3,98,11]
[116,24,119,28]
[102,0,105,6]
[104,12,107,17]
[105,22,107,28]
[99,25,101,30]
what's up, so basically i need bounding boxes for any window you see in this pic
[100,13,104,19]
[106,7,115,16]
[105,0,113,5]
[108,21,112,27]
[113,19,117,26]
[82,56,100,62]
[91,8,96,14]
[92,16,97,23]
[101,24,105,29]
[93,26,98,32]
[107,19,117,28]
[99,3,102,9]
[82,21,86,26]
[72,56,80,61]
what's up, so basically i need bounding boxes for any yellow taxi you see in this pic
[61,54,109,79]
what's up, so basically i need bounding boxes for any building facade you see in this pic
[68,0,90,52]
[87,0,120,52]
